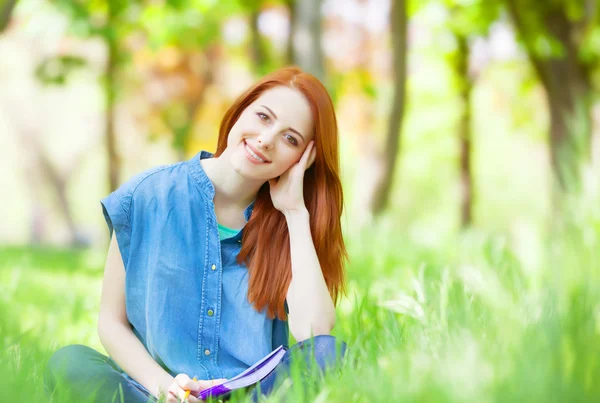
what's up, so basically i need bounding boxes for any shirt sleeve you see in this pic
[100,165,166,272]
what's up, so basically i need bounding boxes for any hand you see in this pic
[268,140,317,215]
[165,374,227,403]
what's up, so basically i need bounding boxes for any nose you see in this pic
[257,130,275,150]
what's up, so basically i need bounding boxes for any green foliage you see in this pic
[579,24,600,66]
[0,0,19,33]
[49,0,250,59]
[35,55,87,85]
[52,0,133,37]
[505,0,599,64]
[430,0,501,102]
[442,0,501,38]
[139,0,241,50]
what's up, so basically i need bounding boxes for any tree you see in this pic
[0,0,18,32]
[285,0,296,65]
[245,0,269,76]
[50,0,249,189]
[443,0,500,228]
[370,0,408,215]
[105,0,121,192]
[135,1,246,158]
[51,0,141,191]
[291,0,325,82]
[2,36,95,246]
[453,30,475,228]
[143,45,218,161]
[504,0,597,196]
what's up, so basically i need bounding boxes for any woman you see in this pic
[45,66,348,402]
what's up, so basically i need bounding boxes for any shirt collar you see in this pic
[187,150,255,221]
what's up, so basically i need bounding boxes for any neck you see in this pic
[200,152,264,211]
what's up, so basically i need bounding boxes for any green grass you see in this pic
[1,192,599,402]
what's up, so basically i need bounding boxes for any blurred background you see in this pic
[1,0,600,401]
[4,0,600,248]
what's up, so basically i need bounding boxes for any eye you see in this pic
[284,133,298,146]
[257,112,270,123]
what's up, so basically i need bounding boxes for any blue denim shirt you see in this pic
[100,150,289,380]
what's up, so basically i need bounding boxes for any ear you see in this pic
[307,142,317,169]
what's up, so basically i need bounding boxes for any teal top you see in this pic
[218,223,240,240]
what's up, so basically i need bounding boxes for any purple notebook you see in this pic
[195,345,288,400]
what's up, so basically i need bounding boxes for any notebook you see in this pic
[195,345,288,400]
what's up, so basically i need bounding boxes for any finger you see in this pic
[197,378,228,391]
[175,374,191,387]
[176,375,200,392]
[168,381,198,403]
[175,387,194,403]
[197,379,215,390]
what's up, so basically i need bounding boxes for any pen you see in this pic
[183,376,198,402]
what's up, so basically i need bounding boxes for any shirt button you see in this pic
[211,264,216,271]
[237,239,241,243]
[207,309,214,317]
[204,349,211,356]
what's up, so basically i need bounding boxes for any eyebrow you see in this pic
[260,105,305,141]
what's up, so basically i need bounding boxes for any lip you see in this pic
[244,140,271,163]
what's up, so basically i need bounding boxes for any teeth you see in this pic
[246,144,265,162]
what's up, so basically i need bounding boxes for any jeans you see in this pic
[44,336,347,402]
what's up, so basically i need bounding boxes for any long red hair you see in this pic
[213,66,347,320]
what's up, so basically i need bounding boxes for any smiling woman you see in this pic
[44,66,348,403]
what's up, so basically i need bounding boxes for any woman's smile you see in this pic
[243,140,272,164]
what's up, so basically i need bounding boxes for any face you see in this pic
[225,86,315,181]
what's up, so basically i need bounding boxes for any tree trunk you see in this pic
[0,0,17,32]
[182,48,216,159]
[455,34,474,228]
[286,0,296,65]
[37,149,88,246]
[20,132,88,246]
[540,11,592,195]
[544,62,591,195]
[249,6,266,75]
[370,0,407,215]
[106,0,120,192]
[506,2,592,197]
[292,0,325,82]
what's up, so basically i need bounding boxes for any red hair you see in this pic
[214,66,347,320]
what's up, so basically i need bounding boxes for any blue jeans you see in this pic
[45,336,347,402]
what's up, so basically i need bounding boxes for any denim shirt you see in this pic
[100,150,289,380]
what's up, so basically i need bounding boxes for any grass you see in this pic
[1,190,599,402]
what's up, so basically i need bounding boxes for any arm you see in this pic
[284,208,337,342]
[98,234,174,398]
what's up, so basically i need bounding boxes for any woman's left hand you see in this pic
[269,141,316,216]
